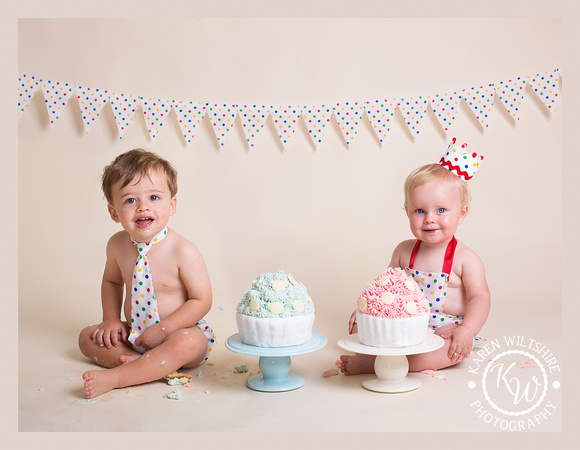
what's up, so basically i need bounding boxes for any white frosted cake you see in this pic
[356,267,430,347]
[236,271,315,347]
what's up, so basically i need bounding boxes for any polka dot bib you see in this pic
[405,236,483,342]
[128,227,168,353]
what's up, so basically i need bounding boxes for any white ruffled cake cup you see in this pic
[356,311,429,348]
[236,312,315,347]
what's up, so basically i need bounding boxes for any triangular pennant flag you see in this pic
[301,104,333,148]
[333,102,365,146]
[494,77,526,122]
[75,86,109,133]
[140,97,173,139]
[238,104,269,148]
[364,99,398,144]
[462,84,495,129]
[207,103,238,147]
[428,91,461,135]
[18,74,40,120]
[526,69,560,113]
[41,79,75,127]
[270,105,301,150]
[172,101,206,145]
[109,92,141,139]
[398,95,428,138]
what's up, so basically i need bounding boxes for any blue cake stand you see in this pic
[225,332,327,392]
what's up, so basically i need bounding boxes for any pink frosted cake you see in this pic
[356,267,430,347]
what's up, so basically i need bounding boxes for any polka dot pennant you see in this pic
[494,78,526,122]
[526,69,560,113]
[41,79,74,128]
[238,104,269,148]
[428,91,461,135]
[301,104,333,148]
[140,97,173,139]
[398,95,428,139]
[110,93,141,139]
[364,99,398,144]
[75,86,109,134]
[18,74,40,121]
[270,105,301,150]
[462,84,495,129]
[207,103,238,147]
[172,101,206,145]
[333,101,364,146]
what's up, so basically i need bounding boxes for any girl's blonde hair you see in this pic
[403,163,471,212]
[101,149,178,205]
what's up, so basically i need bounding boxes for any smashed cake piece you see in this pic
[163,371,193,385]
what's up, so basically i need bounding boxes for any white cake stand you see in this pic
[225,332,327,392]
[338,333,444,393]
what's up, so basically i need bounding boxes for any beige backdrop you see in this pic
[17,17,563,437]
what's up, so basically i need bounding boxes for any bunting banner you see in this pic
[239,104,268,148]
[18,68,561,148]
[109,92,141,139]
[365,98,399,144]
[270,105,301,150]
[428,91,461,135]
[141,97,173,139]
[302,104,333,148]
[75,86,109,134]
[173,101,206,145]
[18,74,39,121]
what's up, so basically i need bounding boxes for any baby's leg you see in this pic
[82,327,209,398]
[407,338,461,372]
[339,354,376,375]
[78,324,140,368]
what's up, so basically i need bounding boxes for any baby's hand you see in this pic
[134,324,166,350]
[91,319,127,349]
[446,325,473,363]
[348,310,358,334]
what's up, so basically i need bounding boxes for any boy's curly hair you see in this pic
[101,149,178,205]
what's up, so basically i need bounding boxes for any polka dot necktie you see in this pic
[128,227,168,353]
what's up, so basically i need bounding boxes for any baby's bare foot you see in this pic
[120,354,140,365]
[339,354,376,376]
[82,370,120,399]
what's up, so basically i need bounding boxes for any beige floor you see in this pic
[18,304,562,435]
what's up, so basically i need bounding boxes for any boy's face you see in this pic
[107,169,176,242]
[406,180,467,246]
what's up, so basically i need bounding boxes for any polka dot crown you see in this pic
[237,270,315,318]
[357,267,430,319]
[439,137,484,181]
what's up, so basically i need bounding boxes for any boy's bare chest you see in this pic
[118,250,182,295]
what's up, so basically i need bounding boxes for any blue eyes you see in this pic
[124,195,159,205]
[415,208,446,214]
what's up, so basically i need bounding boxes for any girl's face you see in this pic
[406,180,468,246]
[107,169,176,242]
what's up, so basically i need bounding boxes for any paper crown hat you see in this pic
[439,137,483,181]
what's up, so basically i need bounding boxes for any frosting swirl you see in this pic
[237,270,315,318]
[357,267,429,319]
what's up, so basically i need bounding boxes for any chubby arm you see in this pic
[164,240,212,332]
[458,248,490,336]
[443,247,490,361]
[92,234,129,348]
